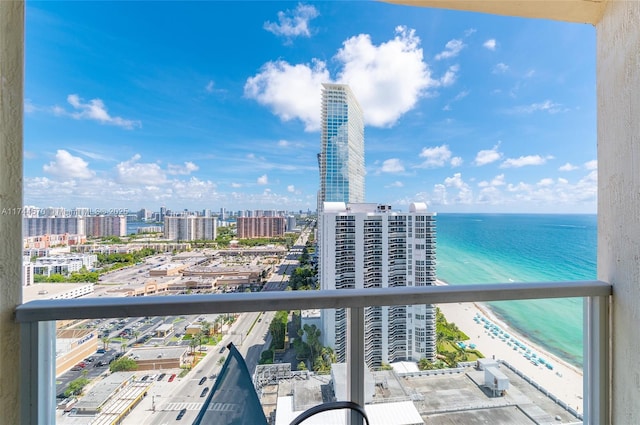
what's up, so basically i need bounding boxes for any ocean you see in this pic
[435,213,597,368]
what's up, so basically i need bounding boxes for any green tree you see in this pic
[297,361,307,371]
[189,337,198,354]
[269,311,288,350]
[259,349,274,365]
[418,358,436,371]
[109,357,138,372]
[101,336,111,351]
[46,274,66,283]
[64,376,90,397]
[200,321,211,337]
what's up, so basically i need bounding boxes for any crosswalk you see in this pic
[162,402,204,411]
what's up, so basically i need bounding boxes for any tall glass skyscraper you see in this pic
[318,83,365,210]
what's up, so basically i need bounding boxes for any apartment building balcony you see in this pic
[14,280,611,424]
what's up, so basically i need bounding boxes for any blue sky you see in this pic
[24,2,597,214]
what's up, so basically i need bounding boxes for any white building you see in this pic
[320,202,437,367]
[23,260,34,286]
[164,215,217,241]
[23,216,86,237]
[85,215,127,237]
[33,254,98,277]
[286,215,297,232]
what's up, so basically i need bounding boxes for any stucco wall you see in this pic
[597,1,640,423]
[0,1,23,424]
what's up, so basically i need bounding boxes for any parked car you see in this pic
[168,373,176,382]
[198,377,207,385]
[176,408,187,420]
[200,387,209,397]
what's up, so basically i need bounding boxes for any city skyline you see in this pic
[25,2,596,213]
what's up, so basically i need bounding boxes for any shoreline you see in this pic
[435,280,584,413]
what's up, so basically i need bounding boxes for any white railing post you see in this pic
[20,320,56,425]
[347,306,365,425]
[584,294,610,424]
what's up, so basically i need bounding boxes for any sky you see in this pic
[24,1,597,214]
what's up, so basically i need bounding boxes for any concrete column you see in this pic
[0,1,24,424]
[597,1,640,423]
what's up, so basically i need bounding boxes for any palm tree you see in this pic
[101,336,111,351]
[201,321,211,338]
[189,337,198,354]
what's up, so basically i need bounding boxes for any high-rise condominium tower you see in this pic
[320,202,437,367]
[318,83,365,210]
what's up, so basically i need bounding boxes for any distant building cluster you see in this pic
[23,233,86,249]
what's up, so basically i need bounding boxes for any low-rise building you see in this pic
[33,254,98,277]
[128,346,189,371]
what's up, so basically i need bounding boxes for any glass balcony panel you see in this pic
[16,281,609,424]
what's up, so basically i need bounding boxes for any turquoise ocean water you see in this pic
[435,214,597,368]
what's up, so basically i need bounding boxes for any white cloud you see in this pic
[443,173,473,204]
[43,150,95,179]
[257,174,269,185]
[584,160,598,170]
[69,148,113,161]
[417,145,452,168]
[500,155,553,168]
[478,174,506,188]
[287,185,296,193]
[493,63,509,74]
[509,100,568,114]
[443,90,469,111]
[278,140,290,147]
[464,28,477,37]
[25,99,37,113]
[381,158,405,173]
[245,59,330,132]
[205,81,215,93]
[537,178,555,186]
[55,94,141,129]
[474,144,502,166]
[245,26,436,130]
[491,174,506,186]
[435,39,465,60]
[116,154,166,185]
[450,156,463,168]
[167,162,199,175]
[263,3,319,39]
[439,64,459,87]
[386,181,404,188]
[559,162,579,171]
[335,26,436,127]
[483,39,497,50]
[231,182,243,188]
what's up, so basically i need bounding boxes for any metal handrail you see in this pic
[15,280,611,323]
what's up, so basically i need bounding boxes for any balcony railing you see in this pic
[15,280,611,425]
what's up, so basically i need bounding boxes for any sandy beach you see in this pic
[437,300,584,414]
